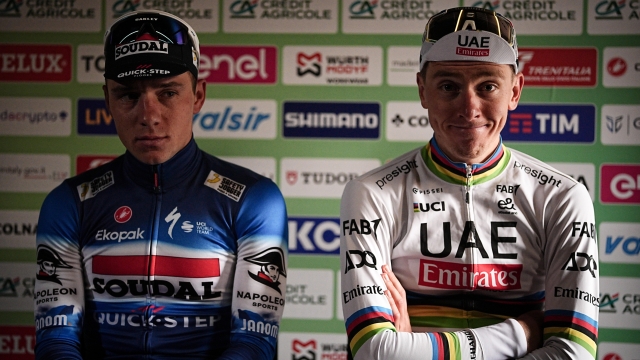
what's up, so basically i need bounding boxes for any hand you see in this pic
[381,264,412,332]
[516,310,544,353]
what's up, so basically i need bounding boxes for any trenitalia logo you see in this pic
[517,48,597,87]
[0,44,72,82]
[198,45,277,84]
[600,164,640,204]
[502,104,595,143]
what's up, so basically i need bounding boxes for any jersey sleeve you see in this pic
[520,183,598,360]
[34,182,85,360]
[221,178,288,360]
[340,179,531,360]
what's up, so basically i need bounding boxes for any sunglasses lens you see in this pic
[108,16,189,46]
[425,8,513,46]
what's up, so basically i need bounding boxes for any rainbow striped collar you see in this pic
[421,137,511,186]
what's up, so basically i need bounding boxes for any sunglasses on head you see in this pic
[106,13,195,48]
[423,7,515,47]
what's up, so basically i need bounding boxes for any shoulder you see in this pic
[348,147,422,190]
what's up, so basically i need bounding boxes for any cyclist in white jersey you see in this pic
[340,7,598,360]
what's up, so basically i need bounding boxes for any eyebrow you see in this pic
[431,69,503,80]
[110,80,185,92]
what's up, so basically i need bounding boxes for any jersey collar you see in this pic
[421,136,511,185]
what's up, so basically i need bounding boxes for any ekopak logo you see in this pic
[283,101,380,139]
[77,98,117,135]
[288,217,340,255]
[502,104,595,143]
[198,45,277,84]
[517,47,597,87]
[0,44,72,82]
[600,164,640,204]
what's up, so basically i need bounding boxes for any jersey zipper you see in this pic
[465,164,477,300]
[144,164,163,352]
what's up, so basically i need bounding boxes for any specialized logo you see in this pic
[77,170,114,201]
[165,207,181,239]
[283,101,380,139]
[562,252,598,278]
[115,41,168,60]
[36,245,72,285]
[114,206,132,224]
[344,249,377,273]
[244,247,287,294]
[456,34,490,57]
[418,259,523,290]
[204,171,246,202]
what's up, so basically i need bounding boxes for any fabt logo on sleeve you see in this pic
[502,104,595,143]
[77,99,116,135]
[600,164,640,204]
[198,45,277,84]
[0,44,72,82]
[283,101,380,139]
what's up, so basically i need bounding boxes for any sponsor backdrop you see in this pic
[0,0,639,357]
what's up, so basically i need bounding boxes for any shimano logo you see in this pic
[95,228,144,242]
[115,41,168,60]
[284,112,378,129]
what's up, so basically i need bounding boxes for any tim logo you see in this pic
[244,247,286,294]
[349,1,377,19]
[36,245,72,285]
[0,0,22,17]
[229,0,258,18]
[292,339,317,360]
[502,104,595,143]
[77,99,116,135]
[297,52,322,77]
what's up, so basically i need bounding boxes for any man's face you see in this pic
[417,61,523,164]
[103,72,206,165]
[263,264,280,282]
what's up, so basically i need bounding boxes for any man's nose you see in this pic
[459,89,481,120]
[137,94,161,126]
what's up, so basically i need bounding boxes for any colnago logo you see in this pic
[199,46,277,84]
[600,164,640,204]
[418,259,523,290]
[0,44,71,82]
[288,217,340,255]
[503,104,595,143]
[517,48,597,87]
[283,101,380,139]
[114,41,168,60]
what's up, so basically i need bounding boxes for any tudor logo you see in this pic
[114,206,132,223]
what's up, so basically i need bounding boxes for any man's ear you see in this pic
[416,72,428,110]
[193,79,206,114]
[103,83,110,110]
[508,72,525,111]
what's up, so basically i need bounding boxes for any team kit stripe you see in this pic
[346,306,396,356]
[428,332,461,360]
[543,310,598,358]
[92,255,221,278]
[409,305,507,329]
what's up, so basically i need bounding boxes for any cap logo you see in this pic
[456,35,490,57]
[461,20,477,30]
[115,41,168,60]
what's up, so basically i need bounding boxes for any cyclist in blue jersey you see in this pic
[34,10,288,360]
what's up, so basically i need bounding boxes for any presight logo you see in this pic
[502,104,595,143]
[0,44,72,82]
[297,52,322,77]
[229,0,258,18]
[349,0,377,19]
[77,99,117,135]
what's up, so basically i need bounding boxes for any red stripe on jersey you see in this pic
[92,255,220,278]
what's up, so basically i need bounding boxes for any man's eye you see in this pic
[441,84,457,92]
